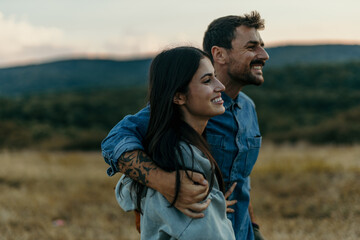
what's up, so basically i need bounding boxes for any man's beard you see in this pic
[228,66,263,86]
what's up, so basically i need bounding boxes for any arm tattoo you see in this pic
[118,151,157,186]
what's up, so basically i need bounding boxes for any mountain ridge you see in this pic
[1,44,360,96]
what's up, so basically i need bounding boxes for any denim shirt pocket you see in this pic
[243,136,262,177]
[206,134,226,167]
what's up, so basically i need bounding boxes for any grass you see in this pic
[0,144,359,239]
[251,143,360,240]
[0,151,138,240]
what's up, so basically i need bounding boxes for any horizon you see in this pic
[1,42,360,69]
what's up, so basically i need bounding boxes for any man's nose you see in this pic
[258,47,269,61]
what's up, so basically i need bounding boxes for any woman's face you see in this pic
[177,57,225,130]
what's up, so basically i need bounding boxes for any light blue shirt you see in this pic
[116,143,235,240]
[102,91,262,240]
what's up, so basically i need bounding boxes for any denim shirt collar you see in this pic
[222,92,242,109]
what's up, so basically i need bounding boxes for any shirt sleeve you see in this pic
[101,105,150,176]
[115,175,137,211]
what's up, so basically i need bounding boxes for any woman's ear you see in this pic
[173,92,186,105]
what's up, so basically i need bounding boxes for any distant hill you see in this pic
[0,44,360,96]
[265,44,360,67]
[0,58,152,96]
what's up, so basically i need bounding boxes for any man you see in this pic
[102,11,269,240]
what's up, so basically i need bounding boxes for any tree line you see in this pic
[0,61,359,150]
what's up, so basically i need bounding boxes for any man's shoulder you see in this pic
[238,91,256,108]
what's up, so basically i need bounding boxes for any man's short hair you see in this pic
[203,11,265,62]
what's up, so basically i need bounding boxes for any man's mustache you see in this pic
[250,60,266,66]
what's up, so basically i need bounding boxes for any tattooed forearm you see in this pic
[118,150,158,186]
[136,151,154,164]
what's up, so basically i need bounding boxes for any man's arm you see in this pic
[101,106,210,217]
[248,201,256,223]
[249,196,266,240]
[119,150,210,218]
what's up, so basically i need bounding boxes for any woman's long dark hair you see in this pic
[133,46,224,212]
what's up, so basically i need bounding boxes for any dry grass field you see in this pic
[251,143,360,240]
[0,143,359,240]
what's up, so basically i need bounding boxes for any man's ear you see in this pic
[211,46,227,64]
[173,92,186,105]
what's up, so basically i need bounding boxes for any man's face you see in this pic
[226,25,269,86]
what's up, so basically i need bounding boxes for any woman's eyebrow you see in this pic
[200,73,213,79]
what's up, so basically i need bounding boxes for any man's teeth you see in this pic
[212,97,222,103]
[252,65,262,70]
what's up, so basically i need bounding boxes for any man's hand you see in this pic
[156,170,210,218]
[224,182,237,213]
[253,223,266,240]
[117,150,210,218]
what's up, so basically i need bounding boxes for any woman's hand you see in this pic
[224,182,237,213]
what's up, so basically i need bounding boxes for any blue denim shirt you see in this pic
[102,91,262,240]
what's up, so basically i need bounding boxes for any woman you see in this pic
[116,46,235,239]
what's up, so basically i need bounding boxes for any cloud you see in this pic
[0,11,193,67]
[103,32,199,58]
[0,12,75,67]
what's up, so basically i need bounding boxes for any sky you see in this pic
[1,0,360,67]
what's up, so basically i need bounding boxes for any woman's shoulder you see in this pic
[178,142,209,165]
[178,141,205,158]
[177,141,212,178]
